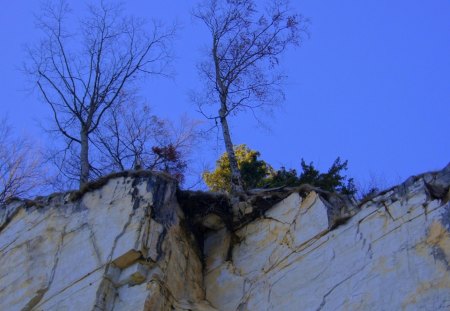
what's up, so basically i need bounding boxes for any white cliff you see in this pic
[0,165,449,310]
[203,165,450,310]
[0,172,215,311]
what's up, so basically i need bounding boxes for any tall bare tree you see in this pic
[26,0,175,188]
[0,119,42,206]
[193,0,307,196]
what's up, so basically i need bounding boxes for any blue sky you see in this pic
[1,1,449,190]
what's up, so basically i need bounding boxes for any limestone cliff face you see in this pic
[1,165,449,311]
[203,165,450,310]
[0,173,214,311]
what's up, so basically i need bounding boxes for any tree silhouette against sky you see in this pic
[193,0,308,198]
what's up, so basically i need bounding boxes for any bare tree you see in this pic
[92,100,203,183]
[149,115,204,183]
[91,99,164,173]
[0,120,42,206]
[193,0,307,196]
[26,0,175,189]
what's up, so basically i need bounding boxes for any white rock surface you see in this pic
[0,173,215,311]
[1,166,449,311]
[204,168,450,311]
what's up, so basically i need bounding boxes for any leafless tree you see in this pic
[193,0,307,196]
[150,114,204,182]
[25,0,175,189]
[91,99,164,173]
[92,100,203,184]
[0,120,42,206]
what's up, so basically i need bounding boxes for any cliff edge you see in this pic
[0,164,449,310]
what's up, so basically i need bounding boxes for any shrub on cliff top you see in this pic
[265,158,357,196]
[203,145,270,192]
[203,145,357,196]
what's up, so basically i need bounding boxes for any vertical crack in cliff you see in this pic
[110,220,139,271]
[381,201,395,221]
[87,224,103,264]
[94,176,176,310]
[133,205,148,252]
[27,225,67,310]
[147,177,174,262]
[95,186,142,310]
[155,227,168,262]
[109,180,122,205]
[106,181,143,268]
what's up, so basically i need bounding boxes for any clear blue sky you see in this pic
[1,1,449,190]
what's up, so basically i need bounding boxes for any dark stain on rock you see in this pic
[156,227,167,261]
[131,179,141,210]
[431,245,450,271]
[440,203,450,231]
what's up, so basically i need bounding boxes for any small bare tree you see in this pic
[0,120,41,206]
[193,0,307,196]
[91,100,165,173]
[92,100,202,183]
[26,0,175,189]
[148,115,203,183]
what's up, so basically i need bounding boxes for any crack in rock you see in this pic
[315,266,365,311]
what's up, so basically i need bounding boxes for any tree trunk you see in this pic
[213,41,244,199]
[219,108,245,196]
[80,129,90,189]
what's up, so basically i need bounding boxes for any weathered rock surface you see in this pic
[203,164,450,310]
[0,173,215,311]
[1,164,449,310]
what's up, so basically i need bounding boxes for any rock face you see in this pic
[203,165,450,310]
[0,173,215,311]
[1,165,449,310]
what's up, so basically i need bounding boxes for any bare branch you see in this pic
[26,0,175,188]
[92,100,203,184]
[0,119,43,205]
[193,0,307,196]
